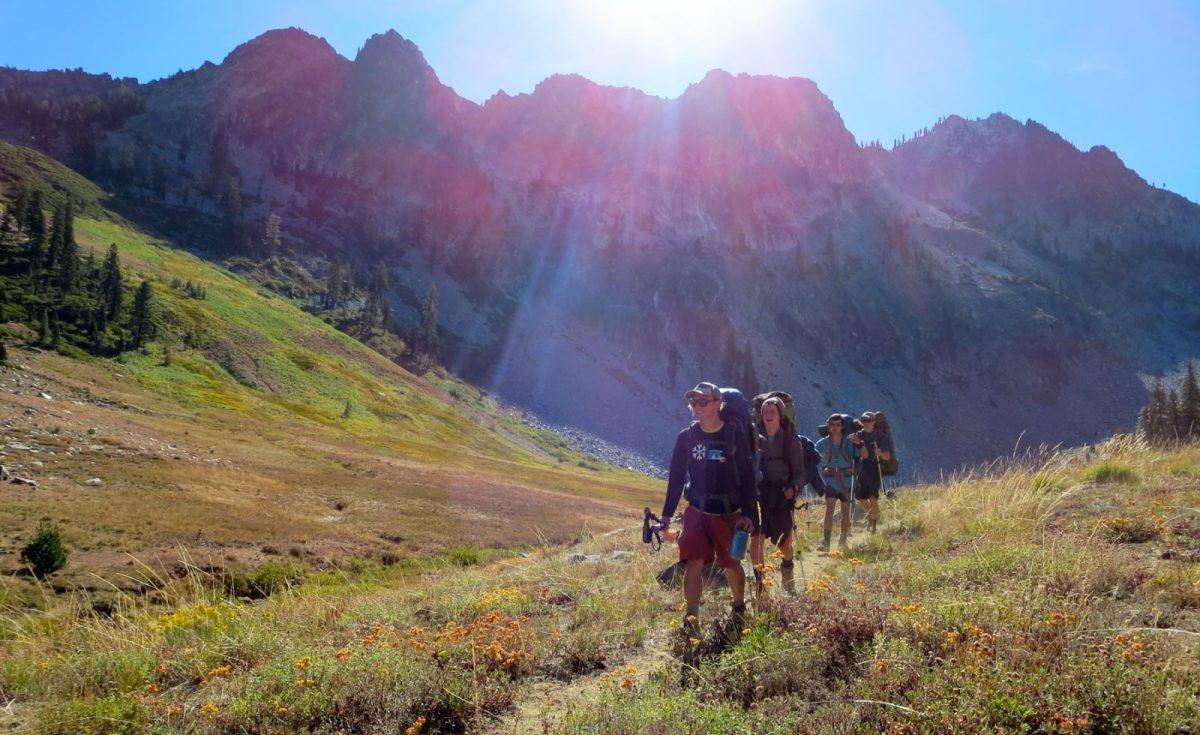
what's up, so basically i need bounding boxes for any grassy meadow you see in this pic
[2,435,1197,733]
[1,143,659,616]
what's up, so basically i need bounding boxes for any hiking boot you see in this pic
[780,559,795,595]
[868,517,878,534]
[817,532,831,552]
[730,603,746,631]
[837,534,848,551]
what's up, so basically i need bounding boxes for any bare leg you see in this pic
[683,558,705,619]
[821,497,836,549]
[749,533,766,601]
[727,561,746,609]
[839,500,851,547]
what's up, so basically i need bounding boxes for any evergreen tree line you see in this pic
[0,186,155,354]
[320,257,440,361]
[1139,361,1200,443]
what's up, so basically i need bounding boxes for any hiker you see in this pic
[659,382,758,631]
[750,397,805,596]
[851,411,892,533]
[814,413,857,551]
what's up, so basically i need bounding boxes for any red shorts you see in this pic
[677,505,740,569]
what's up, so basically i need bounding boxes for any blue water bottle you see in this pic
[730,528,749,561]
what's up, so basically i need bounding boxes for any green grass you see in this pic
[5,436,1199,734]
[0,141,109,216]
[1079,461,1138,484]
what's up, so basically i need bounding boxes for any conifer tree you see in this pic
[101,244,123,320]
[130,280,154,348]
[0,338,8,364]
[45,200,67,273]
[25,190,46,268]
[38,309,50,346]
[1180,360,1200,439]
[261,213,282,257]
[1167,388,1181,441]
[419,284,439,357]
[9,187,29,233]
[57,204,79,291]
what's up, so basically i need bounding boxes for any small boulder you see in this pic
[11,477,38,488]
[0,465,9,481]
[84,478,102,487]
[566,553,600,564]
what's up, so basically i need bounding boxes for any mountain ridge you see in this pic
[2,27,1198,476]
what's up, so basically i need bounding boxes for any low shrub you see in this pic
[20,523,68,579]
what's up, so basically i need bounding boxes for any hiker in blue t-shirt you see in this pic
[814,413,857,551]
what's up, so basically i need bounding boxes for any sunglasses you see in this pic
[689,398,716,408]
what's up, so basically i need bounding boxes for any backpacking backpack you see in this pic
[752,392,805,487]
[719,388,757,454]
[797,435,826,495]
[872,411,901,476]
[818,413,863,438]
[752,391,797,435]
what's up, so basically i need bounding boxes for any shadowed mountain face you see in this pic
[3,27,1199,476]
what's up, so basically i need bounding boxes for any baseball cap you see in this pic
[684,382,721,401]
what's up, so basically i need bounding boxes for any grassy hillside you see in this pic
[3,436,1197,733]
[0,144,658,602]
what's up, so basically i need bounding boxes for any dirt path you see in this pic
[491,514,870,735]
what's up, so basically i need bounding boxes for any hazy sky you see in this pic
[2,0,1198,202]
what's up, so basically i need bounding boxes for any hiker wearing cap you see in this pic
[814,413,857,551]
[750,397,804,596]
[659,382,758,630]
[851,412,892,533]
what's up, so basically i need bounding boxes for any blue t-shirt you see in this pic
[815,435,857,472]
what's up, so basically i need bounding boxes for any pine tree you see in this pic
[1167,389,1181,441]
[101,244,123,320]
[45,200,67,274]
[57,204,79,291]
[38,309,50,346]
[130,280,154,348]
[25,190,46,269]
[0,338,8,364]
[325,259,347,310]
[261,213,282,257]
[419,284,439,357]
[362,264,390,329]
[1141,377,1170,442]
[1180,360,1200,439]
[9,187,29,233]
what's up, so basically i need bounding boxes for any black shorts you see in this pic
[856,461,881,499]
[758,503,794,545]
[824,472,854,502]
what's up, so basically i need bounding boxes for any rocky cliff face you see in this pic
[3,27,1198,475]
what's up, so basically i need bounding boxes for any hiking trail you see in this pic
[492,511,867,735]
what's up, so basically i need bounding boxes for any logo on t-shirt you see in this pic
[693,444,726,463]
[692,444,706,461]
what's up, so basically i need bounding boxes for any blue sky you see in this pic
[2,0,1198,202]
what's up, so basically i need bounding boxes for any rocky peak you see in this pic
[222,28,342,71]
[348,30,470,141]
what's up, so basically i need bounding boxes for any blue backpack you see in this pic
[719,388,757,453]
